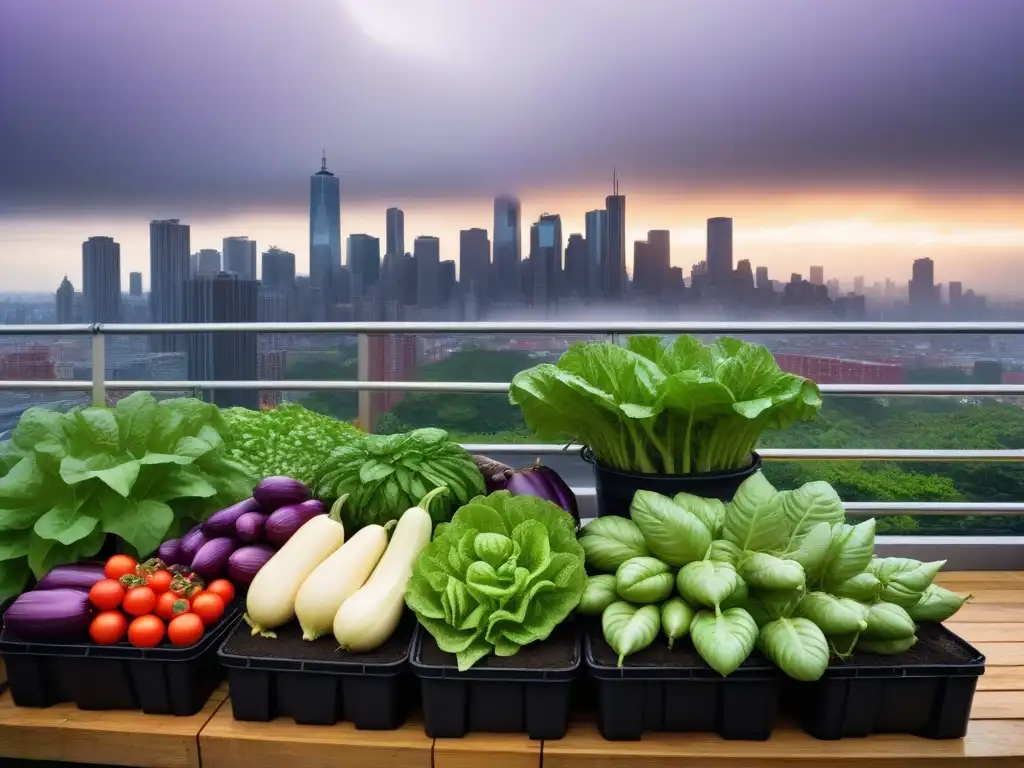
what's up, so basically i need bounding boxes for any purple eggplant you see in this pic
[506,462,579,524]
[4,588,93,640]
[157,538,187,567]
[474,455,513,493]
[190,537,238,580]
[202,497,260,538]
[34,563,106,592]
[252,476,310,512]
[235,511,269,543]
[227,545,275,587]
[180,525,209,565]
[264,499,326,547]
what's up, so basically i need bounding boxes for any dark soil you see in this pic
[417,621,579,671]
[829,622,980,668]
[584,619,774,670]
[221,611,414,666]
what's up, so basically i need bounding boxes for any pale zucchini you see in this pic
[295,524,388,640]
[332,490,441,651]
[245,508,346,637]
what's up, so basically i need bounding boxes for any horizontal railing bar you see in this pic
[4,381,1024,397]
[460,445,1024,463]
[2,321,1024,335]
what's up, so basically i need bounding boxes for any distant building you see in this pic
[776,354,905,385]
[184,273,259,409]
[56,276,75,323]
[309,153,341,291]
[129,272,143,296]
[493,196,522,300]
[385,208,405,259]
[459,228,490,306]
[195,249,221,276]
[809,265,825,286]
[604,175,626,300]
[261,247,296,290]
[585,209,607,300]
[414,236,441,308]
[908,257,939,318]
[563,234,588,298]
[755,265,770,289]
[530,214,562,304]
[853,275,865,295]
[440,260,456,305]
[223,237,256,280]
[706,217,733,284]
[347,234,381,299]
[149,219,190,352]
[82,236,121,323]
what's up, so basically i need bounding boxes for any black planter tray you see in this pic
[217,613,416,729]
[0,600,243,716]
[410,623,580,740]
[789,622,986,740]
[583,620,782,741]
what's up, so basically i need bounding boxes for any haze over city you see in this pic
[2,0,1024,292]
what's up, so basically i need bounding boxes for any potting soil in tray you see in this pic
[790,622,986,740]
[0,600,243,716]
[217,613,416,729]
[583,620,781,741]
[411,622,580,740]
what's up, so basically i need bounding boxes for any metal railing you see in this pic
[1,320,1022,568]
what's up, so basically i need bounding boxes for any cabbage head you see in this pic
[405,490,586,670]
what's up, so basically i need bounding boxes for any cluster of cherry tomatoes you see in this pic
[87,554,236,648]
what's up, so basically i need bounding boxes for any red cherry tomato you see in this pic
[205,579,236,605]
[89,578,126,610]
[145,569,173,594]
[122,586,157,617]
[127,615,165,648]
[190,592,225,627]
[155,591,191,621]
[89,610,128,645]
[104,554,138,580]
[168,613,205,647]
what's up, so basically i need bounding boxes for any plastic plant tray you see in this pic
[0,600,243,716]
[583,620,782,741]
[410,623,580,740]
[217,613,416,729]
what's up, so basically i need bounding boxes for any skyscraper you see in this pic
[309,153,341,290]
[564,234,588,297]
[531,213,562,303]
[493,196,521,299]
[347,234,381,298]
[809,265,825,286]
[585,209,607,300]
[646,229,671,293]
[853,275,865,295]
[386,208,405,259]
[459,228,490,305]
[223,237,256,280]
[195,249,221,275]
[262,247,296,290]
[909,257,939,318]
[82,236,122,323]
[706,217,733,283]
[149,219,190,352]
[55,276,75,323]
[414,236,441,308]
[184,273,259,409]
[755,266,770,289]
[604,174,625,300]
[129,272,143,296]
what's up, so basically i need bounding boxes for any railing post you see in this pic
[91,327,106,407]
[357,333,372,431]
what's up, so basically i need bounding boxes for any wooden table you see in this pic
[0,572,1021,768]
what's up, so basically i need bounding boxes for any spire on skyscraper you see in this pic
[321,149,327,173]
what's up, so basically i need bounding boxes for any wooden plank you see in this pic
[972,643,1024,666]
[977,666,1024,691]
[956,592,1024,605]
[947,624,1024,643]
[948,604,1024,623]
[972,691,1024,720]
[542,720,1024,767]
[935,572,1024,587]
[433,733,541,768]
[198,699,433,768]
[0,686,226,768]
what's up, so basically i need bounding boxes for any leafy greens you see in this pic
[0,393,255,604]
[405,490,586,670]
[509,335,821,475]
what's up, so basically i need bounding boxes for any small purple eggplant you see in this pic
[34,563,106,592]
[202,497,260,538]
[157,538,187,567]
[235,511,269,543]
[264,499,326,547]
[3,589,93,640]
[227,545,276,586]
[190,537,238,581]
[180,525,209,565]
[252,476,310,512]
[505,462,579,524]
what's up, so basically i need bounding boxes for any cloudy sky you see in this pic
[2,0,1023,292]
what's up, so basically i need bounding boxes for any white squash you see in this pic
[245,514,345,636]
[295,524,388,640]
[333,503,433,651]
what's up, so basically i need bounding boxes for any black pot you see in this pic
[582,447,763,517]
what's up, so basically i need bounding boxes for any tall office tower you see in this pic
[493,195,522,299]
[459,228,491,305]
[853,275,865,295]
[223,237,256,279]
[563,234,588,298]
[440,260,456,305]
[262,247,296,290]
[196,249,221,275]
[529,214,562,304]
[949,280,963,307]
[585,209,607,300]
[149,218,190,352]
[386,208,405,259]
[736,259,755,290]
[414,236,441,308]
[706,217,733,283]
[310,152,341,290]
[908,257,938,318]
[129,272,143,296]
[645,229,671,293]
[809,265,825,286]
[184,273,259,409]
[56,276,75,323]
[604,173,626,300]
[82,236,122,323]
[632,240,651,293]
[755,266,770,289]
[347,234,381,299]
